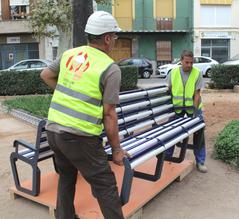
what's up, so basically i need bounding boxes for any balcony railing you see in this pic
[117,16,187,31]
[156,18,173,30]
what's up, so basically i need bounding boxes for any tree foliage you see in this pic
[29,0,110,39]
[29,0,72,38]
[29,0,111,54]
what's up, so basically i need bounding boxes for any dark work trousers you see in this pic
[165,109,206,164]
[47,131,124,219]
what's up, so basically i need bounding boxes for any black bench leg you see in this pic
[133,152,165,181]
[10,153,21,190]
[120,158,134,205]
[10,152,41,196]
[165,137,189,163]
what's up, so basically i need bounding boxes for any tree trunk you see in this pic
[57,29,73,57]
[73,0,93,47]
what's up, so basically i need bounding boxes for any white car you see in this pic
[0,59,52,72]
[156,56,218,78]
[222,54,239,65]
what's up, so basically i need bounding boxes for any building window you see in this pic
[200,5,231,27]
[156,41,172,66]
[28,43,39,59]
[201,39,229,63]
[0,43,39,70]
[10,0,30,20]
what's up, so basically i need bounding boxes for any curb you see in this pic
[1,104,43,127]
[201,88,234,93]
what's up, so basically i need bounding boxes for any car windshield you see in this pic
[13,62,28,69]
[29,61,47,68]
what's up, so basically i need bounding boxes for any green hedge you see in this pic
[4,95,52,118]
[0,66,138,95]
[120,66,138,91]
[0,70,52,95]
[214,120,239,168]
[210,65,239,89]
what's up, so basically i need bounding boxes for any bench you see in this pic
[10,120,58,196]
[10,85,205,205]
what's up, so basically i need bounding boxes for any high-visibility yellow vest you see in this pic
[48,46,114,136]
[171,66,203,114]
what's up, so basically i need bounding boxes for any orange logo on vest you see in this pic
[65,52,90,80]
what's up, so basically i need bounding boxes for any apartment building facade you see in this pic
[98,0,194,66]
[0,0,55,70]
[194,0,239,63]
[0,0,195,70]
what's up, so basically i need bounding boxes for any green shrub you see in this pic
[4,95,52,118]
[0,66,138,95]
[211,65,239,89]
[214,120,239,168]
[120,66,138,91]
[0,70,52,95]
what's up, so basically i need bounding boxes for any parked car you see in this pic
[118,58,153,79]
[222,54,239,65]
[0,59,52,72]
[156,56,218,78]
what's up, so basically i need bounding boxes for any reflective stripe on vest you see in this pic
[55,84,102,106]
[48,46,114,135]
[50,102,102,124]
[171,67,202,114]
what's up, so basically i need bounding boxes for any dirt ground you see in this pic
[0,91,239,219]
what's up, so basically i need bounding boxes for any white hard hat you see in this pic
[85,11,121,35]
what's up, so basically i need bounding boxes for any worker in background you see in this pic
[41,11,127,219]
[166,50,207,173]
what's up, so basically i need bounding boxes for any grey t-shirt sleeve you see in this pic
[166,71,172,88]
[100,63,121,104]
[48,57,61,74]
[195,71,203,90]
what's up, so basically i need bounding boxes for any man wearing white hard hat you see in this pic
[41,11,127,219]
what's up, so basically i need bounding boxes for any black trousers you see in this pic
[47,131,124,219]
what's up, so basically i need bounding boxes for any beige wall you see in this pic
[113,0,133,30]
[194,0,239,59]
[0,20,32,34]
[155,0,175,18]
[0,0,53,61]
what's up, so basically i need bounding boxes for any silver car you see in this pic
[0,59,52,72]
[156,56,218,78]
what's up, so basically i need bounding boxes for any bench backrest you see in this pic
[34,120,49,151]
[102,85,205,169]
[101,85,175,143]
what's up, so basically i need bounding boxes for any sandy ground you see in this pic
[0,91,239,219]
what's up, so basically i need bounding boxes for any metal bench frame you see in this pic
[10,120,58,196]
[10,85,205,204]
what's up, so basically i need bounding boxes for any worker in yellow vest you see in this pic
[166,50,207,173]
[41,11,128,219]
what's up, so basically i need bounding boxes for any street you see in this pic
[138,76,211,88]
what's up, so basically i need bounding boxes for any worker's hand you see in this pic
[112,147,130,166]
